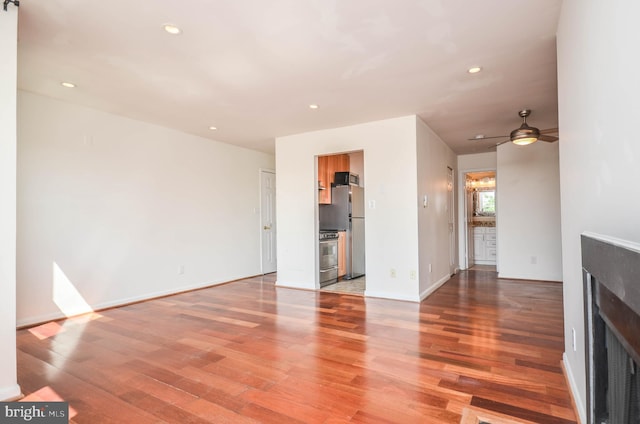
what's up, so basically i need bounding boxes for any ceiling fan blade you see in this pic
[488,140,510,149]
[538,134,559,142]
[467,135,508,141]
[539,127,559,135]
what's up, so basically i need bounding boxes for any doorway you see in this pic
[317,150,365,295]
[260,169,277,274]
[463,171,497,270]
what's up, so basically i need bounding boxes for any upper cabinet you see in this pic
[318,156,330,204]
[318,154,350,204]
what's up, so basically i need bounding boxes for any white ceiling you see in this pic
[16,0,562,155]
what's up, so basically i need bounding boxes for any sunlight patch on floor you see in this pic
[28,321,66,340]
[21,386,78,419]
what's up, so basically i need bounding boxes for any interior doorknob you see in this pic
[263,225,271,230]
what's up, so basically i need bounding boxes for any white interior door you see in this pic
[260,170,277,274]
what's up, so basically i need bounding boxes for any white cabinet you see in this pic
[473,227,497,265]
[474,231,485,261]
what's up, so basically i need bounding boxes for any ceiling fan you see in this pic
[469,109,559,147]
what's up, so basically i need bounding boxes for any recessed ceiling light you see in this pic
[61,82,76,88]
[474,134,485,139]
[309,104,319,109]
[208,126,217,131]
[467,66,482,74]
[163,24,182,35]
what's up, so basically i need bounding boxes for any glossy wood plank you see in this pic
[16,270,577,423]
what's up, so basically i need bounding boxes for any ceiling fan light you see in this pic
[510,124,540,145]
[512,137,538,146]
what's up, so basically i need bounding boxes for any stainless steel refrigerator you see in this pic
[319,185,365,279]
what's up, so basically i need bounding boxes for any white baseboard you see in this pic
[275,280,316,290]
[363,290,420,302]
[0,383,21,401]
[419,273,451,301]
[563,352,586,424]
[16,279,232,328]
[364,273,450,303]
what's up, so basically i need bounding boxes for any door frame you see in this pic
[458,167,497,270]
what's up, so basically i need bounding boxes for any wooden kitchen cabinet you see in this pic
[318,154,350,204]
[318,156,331,204]
[328,154,350,178]
[338,231,346,278]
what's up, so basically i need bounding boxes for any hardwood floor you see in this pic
[16,270,577,423]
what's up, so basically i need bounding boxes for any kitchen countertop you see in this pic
[471,221,496,227]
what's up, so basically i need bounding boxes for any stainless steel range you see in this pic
[319,231,338,287]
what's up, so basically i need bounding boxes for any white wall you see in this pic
[457,152,497,171]
[496,142,562,281]
[275,116,422,301]
[557,1,640,421]
[0,7,21,401]
[416,118,457,298]
[456,152,497,269]
[17,92,274,326]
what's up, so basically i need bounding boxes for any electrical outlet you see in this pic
[178,265,185,275]
[531,256,537,265]
[428,264,432,273]
[409,270,417,280]
[572,328,576,351]
[390,268,396,278]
